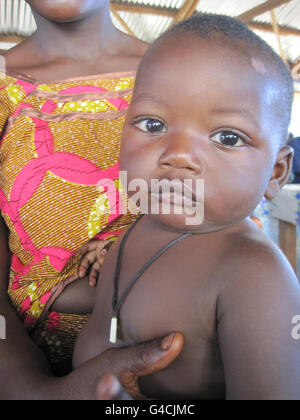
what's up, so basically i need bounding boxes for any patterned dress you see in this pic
[0,71,137,374]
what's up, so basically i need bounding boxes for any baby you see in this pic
[72,14,300,399]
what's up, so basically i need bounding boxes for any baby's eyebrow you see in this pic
[131,92,168,107]
[212,106,260,129]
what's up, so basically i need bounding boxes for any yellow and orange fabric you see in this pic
[0,71,136,371]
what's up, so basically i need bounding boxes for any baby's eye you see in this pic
[134,118,167,134]
[210,131,246,147]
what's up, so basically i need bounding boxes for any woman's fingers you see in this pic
[124,332,184,376]
[108,332,184,376]
[96,374,132,400]
[102,332,184,399]
[121,332,184,398]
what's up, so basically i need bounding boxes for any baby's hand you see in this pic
[76,239,113,287]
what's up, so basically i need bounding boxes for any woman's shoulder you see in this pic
[0,57,35,129]
[0,70,18,131]
[0,69,18,89]
[1,32,145,87]
[0,67,35,110]
[1,46,35,89]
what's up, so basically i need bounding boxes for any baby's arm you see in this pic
[217,245,300,400]
[51,239,114,313]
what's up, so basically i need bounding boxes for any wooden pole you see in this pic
[238,0,292,23]
[248,22,300,37]
[173,0,196,23]
[111,3,176,17]
[279,220,297,273]
[291,61,300,80]
[270,9,288,64]
[185,0,201,19]
[110,3,136,38]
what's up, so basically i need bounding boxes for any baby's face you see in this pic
[119,36,283,232]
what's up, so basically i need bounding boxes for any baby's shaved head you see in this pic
[141,14,294,146]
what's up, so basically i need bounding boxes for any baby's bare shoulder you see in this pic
[215,227,300,400]
[216,225,299,311]
[229,227,295,277]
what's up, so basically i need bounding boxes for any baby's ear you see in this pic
[264,145,294,200]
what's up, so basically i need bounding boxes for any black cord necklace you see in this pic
[110,215,193,343]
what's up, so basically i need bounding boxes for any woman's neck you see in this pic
[30,3,120,62]
[3,3,148,82]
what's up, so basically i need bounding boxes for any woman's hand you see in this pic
[95,333,184,400]
[97,375,133,400]
[65,332,183,400]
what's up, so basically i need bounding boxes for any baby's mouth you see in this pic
[150,179,200,207]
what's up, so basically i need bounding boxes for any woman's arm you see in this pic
[0,215,183,400]
[0,215,57,399]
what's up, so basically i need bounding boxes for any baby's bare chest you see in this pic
[105,247,218,340]
[96,250,225,398]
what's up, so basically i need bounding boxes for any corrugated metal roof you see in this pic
[0,0,299,63]
[115,1,300,63]
[195,0,265,16]
[0,0,35,36]
[255,0,300,29]
[0,1,299,134]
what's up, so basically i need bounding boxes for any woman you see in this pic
[0,0,182,398]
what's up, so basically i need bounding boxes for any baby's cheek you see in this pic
[118,149,133,174]
[127,151,152,178]
[205,170,260,219]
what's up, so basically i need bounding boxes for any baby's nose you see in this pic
[158,136,204,176]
